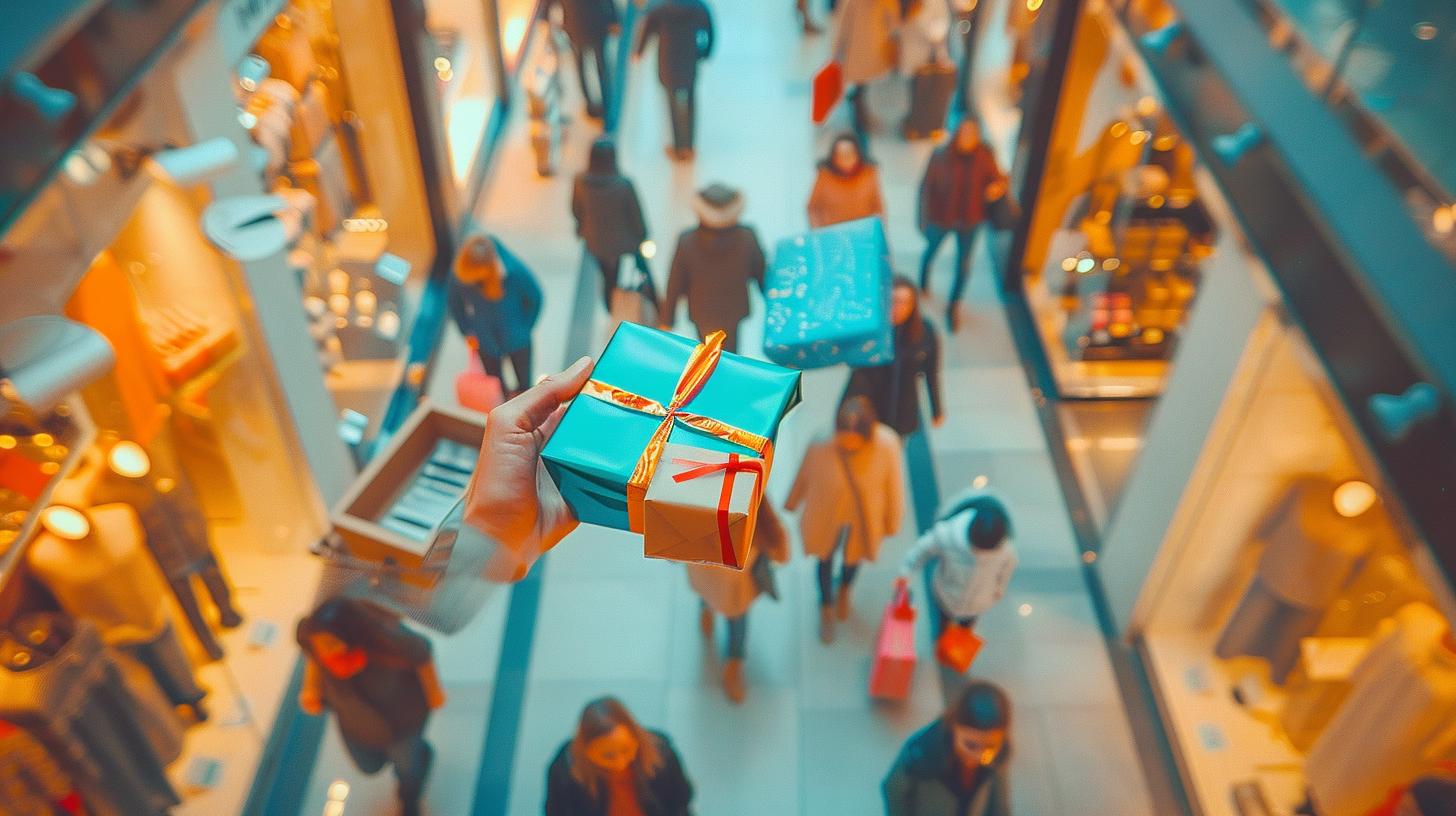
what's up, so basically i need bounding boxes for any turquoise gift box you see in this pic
[541,323,802,532]
[763,216,894,370]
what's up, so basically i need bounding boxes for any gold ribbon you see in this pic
[582,330,773,532]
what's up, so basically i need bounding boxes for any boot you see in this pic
[835,586,852,621]
[818,605,835,644]
[722,658,746,704]
[699,607,714,638]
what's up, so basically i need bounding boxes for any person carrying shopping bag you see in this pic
[571,138,660,312]
[831,0,902,134]
[900,490,1017,655]
[917,119,1009,331]
[787,395,906,644]
[447,234,543,399]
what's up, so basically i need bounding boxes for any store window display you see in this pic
[421,0,505,191]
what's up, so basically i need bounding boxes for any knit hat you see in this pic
[692,183,744,229]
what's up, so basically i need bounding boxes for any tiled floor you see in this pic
[297,1,1158,814]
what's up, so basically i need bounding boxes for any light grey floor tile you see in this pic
[665,685,802,815]
[528,567,674,683]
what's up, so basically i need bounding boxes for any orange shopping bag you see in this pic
[812,61,844,124]
[935,623,984,673]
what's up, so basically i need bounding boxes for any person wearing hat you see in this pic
[660,184,766,354]
[447,234,543,398]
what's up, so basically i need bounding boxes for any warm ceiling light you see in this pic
[1432,205,1454,234]
[108,441,151,479]
[41,506,91,540]
[1333,480,1377,518]
[1414,22,1438,41]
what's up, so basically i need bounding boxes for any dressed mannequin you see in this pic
[1305,603,1456,816]
[1216,478,1380,683]
[27,504,208,719]
[90,439,242,660]
[0,616,180,816]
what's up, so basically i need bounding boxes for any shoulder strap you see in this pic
[836,447,873,552]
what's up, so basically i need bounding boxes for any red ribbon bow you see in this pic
[670,454,764,569]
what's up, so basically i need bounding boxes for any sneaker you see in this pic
[722,658,746,704]
[835,587,852,621]
[818,606,834,645]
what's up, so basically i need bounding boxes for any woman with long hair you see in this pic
[447,233,543,398]
[844,275,945,437]
[296,597,445,816]
[806,133,887,229]
[883,681,1013,815]
[545,697,694,816]
[571,138,661,311]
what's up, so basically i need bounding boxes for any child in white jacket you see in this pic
[900,490,1017,632]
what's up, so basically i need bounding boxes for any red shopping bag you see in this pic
[869,583,917,700]
[454,353,503,413]
[812,61,844,124]
[935,623,984,673]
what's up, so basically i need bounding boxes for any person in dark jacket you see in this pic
[447,234,543,397]
[918,119,1007,331]
[883,681,1013,816]
[297,598,446,816]
[546,0,619,119]
[545,697,694,816]
[660,183,765,353]
[845,276,944,438]
[571,138,660,311]
[635,0,714,159]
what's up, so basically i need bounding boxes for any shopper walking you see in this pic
[545,696,694,816]
[807,134,887,229]
[297,597,445,816]
[786,395,906,644]
[900,490,1017,638]
[844,276,945,438]
[635,0,714,160]
[546,0,619,119]
[571,138,659,311]
[831,0,901,134]
[688,501,790,703]
[447,234,543,398]
[883,681,1013,816]
[899,0,953,75]
[918,119,1008,330]
[661,183,765,353]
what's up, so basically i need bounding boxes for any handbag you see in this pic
[986,192,1022,231]
[935,622,984,672]
[812,61,844,124]
[608,264,658,329]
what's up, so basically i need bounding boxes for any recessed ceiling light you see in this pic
[1414,22,1438,41]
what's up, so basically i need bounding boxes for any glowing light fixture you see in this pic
[1332,480,1376,518]
[108,441,152,479]
[41,506,90,541]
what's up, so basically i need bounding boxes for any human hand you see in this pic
[986,179,1008,201]
[298,689,323,716]
[462,356,593,572]
[465,335,479,352]
[933,414,946,428]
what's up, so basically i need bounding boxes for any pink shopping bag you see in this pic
[454,353,503,413]
[869,583,917,700]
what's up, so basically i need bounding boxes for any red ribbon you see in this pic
[670,455,764,568]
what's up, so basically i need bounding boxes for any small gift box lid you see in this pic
[643,444,763,570]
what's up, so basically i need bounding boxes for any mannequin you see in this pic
[27,504,208,719]
[91,439,242,660]
[1216,477,1380,683]
[1305,603,1456,816]
[0,616,180,816]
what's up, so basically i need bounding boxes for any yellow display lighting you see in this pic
[41,506,90,541]
[108,441,152,479]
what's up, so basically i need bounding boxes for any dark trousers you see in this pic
[701,602,749,659]
[343,733,433,808]
[665,84,696,152]
[477,346,533,395]
[594,251,660,310]
[120,622,207,715]
[574,41,610,117]
[168,556,240,661]
[817,531,861,606]
[919,224,980,309]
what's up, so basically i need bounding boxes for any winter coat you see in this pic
[786,423,906,564]
[845,317,943,437]
[636,0,714,90]
[663,197,765,334]
[883,720,1012,816]
[901,489,1018,619]
[898,0,952,76]
[545,730,693,816]
[687,502,790,619]
[446,240,543,357]
[548,0,618,48]
[807,164,886,229]
[919,143,1005,231]
[572,171,648,258]
[833,0,902,86]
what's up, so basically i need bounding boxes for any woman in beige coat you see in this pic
[833,0,901,131]
[786,396,907,644]
[688,501,790,704]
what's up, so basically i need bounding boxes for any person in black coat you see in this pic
[545,697,694,816]
[546,0,619,119]
[634,0,714,159]
[883,681,1013,816]
[661,183,765,353]
[571,138,660,311]
[845,275,945,438]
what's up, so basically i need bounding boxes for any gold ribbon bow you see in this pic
[582,330,773,532]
